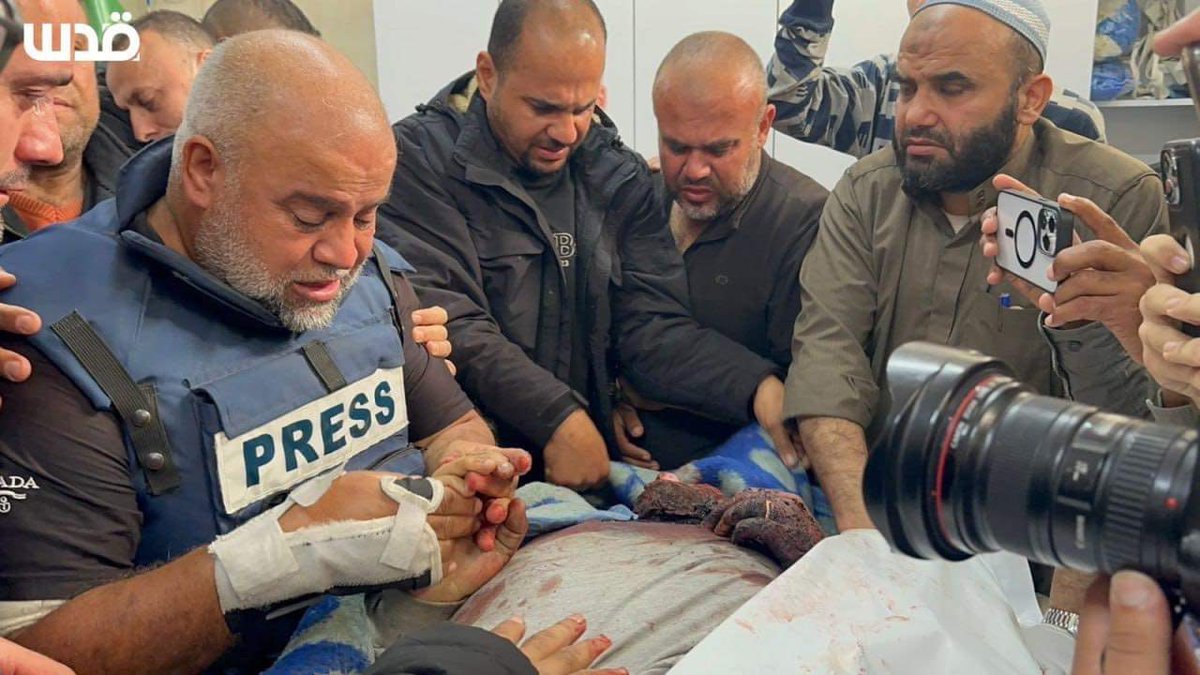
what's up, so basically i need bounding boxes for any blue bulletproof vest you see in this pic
[0,140,424,571]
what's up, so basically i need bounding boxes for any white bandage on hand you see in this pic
[209,474,446,614]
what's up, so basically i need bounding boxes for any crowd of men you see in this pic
[0,0,1195,672]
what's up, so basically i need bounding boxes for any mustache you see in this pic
[0,166,31,192]
[901,127,954,149]
[292,265,358,284]
[678,177,717,190]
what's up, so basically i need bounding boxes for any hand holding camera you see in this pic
[980,174,1155,362]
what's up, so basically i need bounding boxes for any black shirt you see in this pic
[518,165,589,401]
[0,214,474,601]
[637,153,828,468]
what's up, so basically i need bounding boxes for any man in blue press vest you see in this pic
[0,30,544,674]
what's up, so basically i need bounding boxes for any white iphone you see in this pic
[995,189,1074,293]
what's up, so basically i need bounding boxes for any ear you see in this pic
[758,103,777,147]
[1017,73,1053,126]
[476,51,497,102]
[195,48,212,71]
[178,135,225,212]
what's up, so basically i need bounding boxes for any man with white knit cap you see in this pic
[782,0,1166,615]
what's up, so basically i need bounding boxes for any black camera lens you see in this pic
[865,342,1200,609]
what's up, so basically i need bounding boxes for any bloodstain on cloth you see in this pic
[635,480,825,569]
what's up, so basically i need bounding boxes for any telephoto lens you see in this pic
[864,342,1200,613]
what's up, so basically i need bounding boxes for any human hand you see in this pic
[612,403,657,470]
[415,498,529,603]
[277,472,482,553]
[491,615,625,675]
[0,268,41,404]
[981,175,1050,306]
[431,446,530,551]
[544,409,610,490]
[702,489,825,568]
[0,638,74,675]
[981,175,1153,358]
[411,305,456,376]
[1154,8,1200,57]
[1139,284,1200,408]
[752,376,805,469]
[1071,570,1200,675]
[428,442,530,498]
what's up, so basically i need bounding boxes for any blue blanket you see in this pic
[265,423,832,673]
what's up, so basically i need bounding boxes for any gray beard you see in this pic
[192,188,362,332]
[672,152,761,223]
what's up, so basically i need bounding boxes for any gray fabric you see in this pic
[1042,320,1153,418]
[1147,393,1200,428]
[442,521,780,675]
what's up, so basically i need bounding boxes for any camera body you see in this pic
[995,189,1074,293]
[1162,140,1200,336]
[865,342,1200,616]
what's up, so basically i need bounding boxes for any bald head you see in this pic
[652,32,773,224]
[202,0,320,40]
[653,31,766,112]
[488,0,606,73]
[172,29,388,176]
[166,30,396,333]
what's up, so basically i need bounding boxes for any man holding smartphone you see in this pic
[783,0,1165,534]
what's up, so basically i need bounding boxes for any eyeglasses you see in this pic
[0,0,22,75]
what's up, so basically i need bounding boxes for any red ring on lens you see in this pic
[933,375,1004,547]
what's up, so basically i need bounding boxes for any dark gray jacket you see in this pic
[377,73,776,454]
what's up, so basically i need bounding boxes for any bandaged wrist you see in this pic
[209,475,446,614]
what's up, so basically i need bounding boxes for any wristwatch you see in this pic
[1043,607,1080,637]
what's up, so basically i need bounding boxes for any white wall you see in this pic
[373,0,1104,188]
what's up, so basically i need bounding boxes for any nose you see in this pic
[15,99,64,167]
[900,89,939,133]
[311,219,363,271]
[131,111,163,144]
[682,151,711,183]
[546,114,579,148]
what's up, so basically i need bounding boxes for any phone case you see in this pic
[995,190,1074,293]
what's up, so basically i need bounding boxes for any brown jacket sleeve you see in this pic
[783,175,880,428]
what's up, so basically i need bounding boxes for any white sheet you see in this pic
[670,530,1073,674]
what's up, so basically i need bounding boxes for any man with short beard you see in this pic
[0,0,134,241]
[783,0,1165,535]
[0,31,566,674]
[611,32,827,471]
[379,0,798,491]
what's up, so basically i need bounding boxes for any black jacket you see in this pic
[376,73,776,453]
[366,623,536,675]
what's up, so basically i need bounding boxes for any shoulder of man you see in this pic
[573,111,658,204]
[391,74,476,168]
[1034,119,1158,199]
[762,155,831,205]
[752,156,830,232]
[821,145,903,212]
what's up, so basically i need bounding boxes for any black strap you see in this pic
[301,341,347,392]
[51,312,180,494]
[373,245,407,341]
